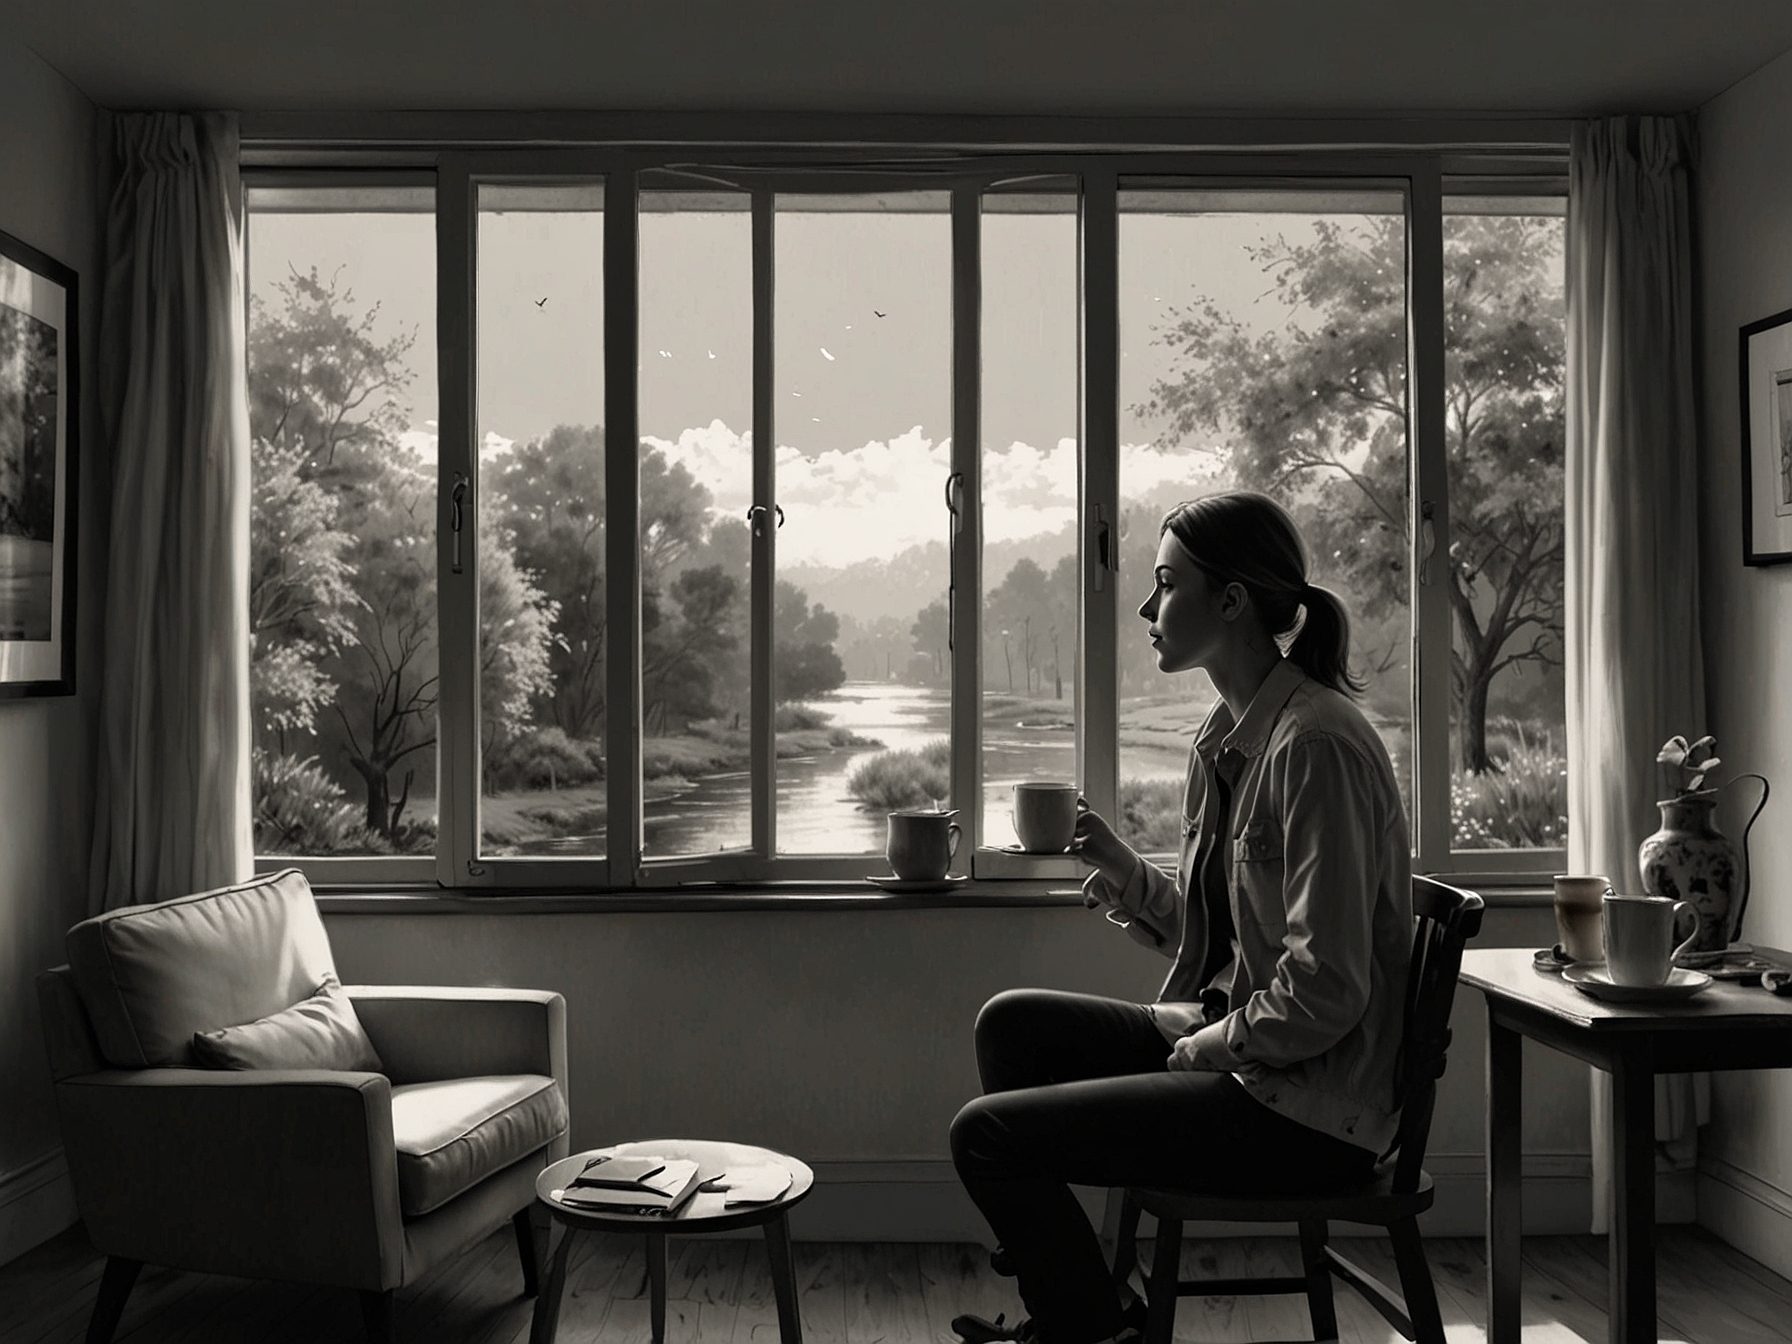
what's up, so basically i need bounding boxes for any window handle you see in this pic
[1418,500,1436,586]
[1094,504,1113,593]
[746,503,784,536]
[450,473,469,575]
[945,472,962,651]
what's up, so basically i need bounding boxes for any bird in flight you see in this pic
[821,348,835,361]
[873,310,886,318]
[535,297,547,308]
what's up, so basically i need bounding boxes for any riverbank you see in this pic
[480,711,881,852]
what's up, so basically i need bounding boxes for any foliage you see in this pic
[0,303,59,539]
[251,749,378,855]
[983,555,1077,697]
[910,600,949,681]
[846,739,952,811]
[775,581,847,702]
[484,726,604,793]
[1450,720,1567,849]
[1117,777,1185,852]
[1657,734,1721,796]
[1141,215,1565,772]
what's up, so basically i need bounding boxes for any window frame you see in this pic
[243,132,1570,893]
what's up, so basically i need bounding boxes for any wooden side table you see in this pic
[1460,946,1792,1344]
[529,1138,815,1344]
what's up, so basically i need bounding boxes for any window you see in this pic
[246,149,1568,890]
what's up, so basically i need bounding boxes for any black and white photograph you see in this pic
[1740,305,1792,561]
[0,226,76,693]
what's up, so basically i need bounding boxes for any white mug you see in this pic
[1012,782,1079,853]
[1602,893,1700,987]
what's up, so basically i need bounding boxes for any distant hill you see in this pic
[783,524,1077,627]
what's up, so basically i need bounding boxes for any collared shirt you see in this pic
[1084,658,1413,1152]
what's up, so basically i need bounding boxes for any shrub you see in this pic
[1452,721,1567,849]
[1118,777,1184,852]
[252,749,377,854]
[484,726,604,792]
[775,703,831,732]
[846,738,952,811]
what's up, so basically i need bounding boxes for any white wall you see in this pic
[1694,44,1792,1280]
[0,32,100,1265]
[325,898,1595,1240]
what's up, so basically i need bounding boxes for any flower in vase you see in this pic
[1657,734,1721,797]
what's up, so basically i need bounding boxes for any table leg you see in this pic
[765,1210,804,1344]
[1609,1047,1656,1344]
[648,1231,669,1344]
[529,1224,575,1344]
[1486,1012,1523,1344]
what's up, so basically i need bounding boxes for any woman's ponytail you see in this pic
[1289,582,1365,696]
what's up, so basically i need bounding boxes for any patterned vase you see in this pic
[1637,792,1738,954]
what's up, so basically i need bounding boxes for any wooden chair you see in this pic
[1108,875,1484,1344]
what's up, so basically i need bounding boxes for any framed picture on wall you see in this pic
[1740,305,1792,565]
[0,226,78,696]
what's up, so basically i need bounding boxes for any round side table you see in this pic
[529,1138,815,1344]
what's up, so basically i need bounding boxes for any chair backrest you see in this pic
[1387,875,1484,1193]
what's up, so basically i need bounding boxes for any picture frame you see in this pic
[1740,305,1792,565]
[0,226,78,696]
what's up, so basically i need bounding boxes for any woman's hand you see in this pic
[1167,1021,1238,1073]
[1071,798,1133,884]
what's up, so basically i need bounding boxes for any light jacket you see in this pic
[1084,658,1413,1153]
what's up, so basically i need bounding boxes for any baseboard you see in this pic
[0,1149,78,1267]
[1697,1156,1792,1281]
[780,1153,1601,1242]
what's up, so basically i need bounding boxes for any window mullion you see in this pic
[751,188,777,863]
[949,187,982,861]
[435,156,481,888]
[1408,159,1454,871]
[1079,170,1120,823]
[606,166,644,887]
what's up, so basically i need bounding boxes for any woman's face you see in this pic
[1139,532,1230,675]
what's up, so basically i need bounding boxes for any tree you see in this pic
[643,565,740,732]
[0,305,59,540]
[1141,215,1564,771]
[774,580,846,703]
[910,600,949,680]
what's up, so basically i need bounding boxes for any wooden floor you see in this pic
[2,1223,1790,1344]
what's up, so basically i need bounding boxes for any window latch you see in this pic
[945,472,963,652]
[450,474,469,575]
[1418,500,1437,587]
[1094,504,1113,593]
[746,503,784,536]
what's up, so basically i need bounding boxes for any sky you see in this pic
[247,195,1400,567]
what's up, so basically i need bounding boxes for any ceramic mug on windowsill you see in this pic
[1013,782,1079,853]
[886,809,960,881]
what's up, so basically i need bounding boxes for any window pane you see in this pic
[1117,188,1412,851]
[247,186,439,858]
[1443,200,1567,853]
[477,182,605,857]
[773,192,952,855]
[981,186,1080,849]
[638,187,754,858]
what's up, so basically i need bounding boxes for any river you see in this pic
[638,680,1186,856]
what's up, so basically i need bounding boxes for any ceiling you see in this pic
[6,0,1792,120]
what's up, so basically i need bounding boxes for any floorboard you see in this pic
[4,1226,1792,1343]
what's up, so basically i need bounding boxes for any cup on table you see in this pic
[1552,874,1611,963]
[886,809,960,881]
[1012,782,1079,853]
[1602,892,1700,987]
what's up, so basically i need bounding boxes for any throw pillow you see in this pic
[191,975,384,1072]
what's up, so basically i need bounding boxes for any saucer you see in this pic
[865,874,968,893]
[1562,964,1713,1004]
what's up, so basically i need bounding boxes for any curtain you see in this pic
[1564,115,1707,1234]
[88,112,251,912]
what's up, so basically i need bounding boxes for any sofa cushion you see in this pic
[191,975,383,1072]
[390,1075,568,1217]
[65,869,337,1068]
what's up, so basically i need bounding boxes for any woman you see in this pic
[949,491,1412,1344]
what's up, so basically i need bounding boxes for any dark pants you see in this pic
[949,988,1377,1344]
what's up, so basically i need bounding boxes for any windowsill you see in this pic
[313,875,1551,914]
